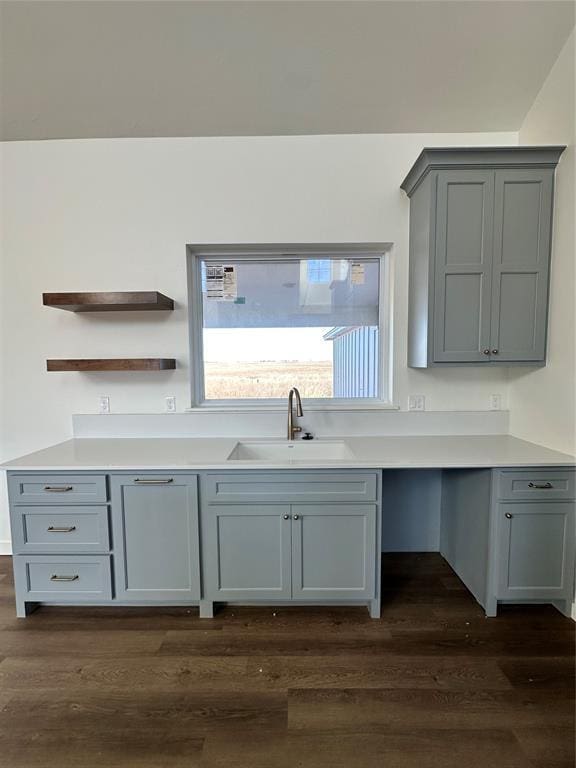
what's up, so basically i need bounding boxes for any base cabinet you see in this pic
[203,504,292,600]
[111,474,200,602]
[291,505,377,600]
[441,467,576,617]
[200,472,381,616]
[495,501,575,601]
[202,502,377,603]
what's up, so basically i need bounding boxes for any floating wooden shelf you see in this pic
[42,292,174,312]
[46,359,176,372]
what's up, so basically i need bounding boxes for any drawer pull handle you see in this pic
[44,486,73,492]
[50,574,79,582]
[528,482,553,489]
[505,513,513,519]
[133,478,174,484]
[47,526,76,533]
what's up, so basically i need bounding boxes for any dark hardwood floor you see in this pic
[0,553,574,768]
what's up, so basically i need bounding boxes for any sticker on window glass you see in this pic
[350,263,365,285]
[206,265,237,301]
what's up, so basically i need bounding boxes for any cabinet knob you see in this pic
[492,349,499,355]
[293,514,299,520]
[483,349,490,355]
[283,514,289,520]
[505,513,513,519]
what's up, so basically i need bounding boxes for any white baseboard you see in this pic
[0,541,12,556]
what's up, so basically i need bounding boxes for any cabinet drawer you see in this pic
[14,555,112,601]
[8,475,107,504]
[11,507,110,554]
[204,472,378,503]
[497,469,575,501]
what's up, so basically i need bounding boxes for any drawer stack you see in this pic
[8,475,112,608]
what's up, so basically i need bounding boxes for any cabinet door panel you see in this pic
[433,170,494,362]
[491,169,553,361]
[204,505,292,600]
[111,475,200,601]
[291,505,376,600]
[496,502,575,599]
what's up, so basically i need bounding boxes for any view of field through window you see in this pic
[203,327,334,399]
[200,257,381,401]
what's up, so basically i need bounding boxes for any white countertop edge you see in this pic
[3,436,575,472]
[3,463,575,471]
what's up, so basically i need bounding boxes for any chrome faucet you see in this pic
[287,387,303,441]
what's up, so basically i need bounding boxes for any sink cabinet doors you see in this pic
[111,474,201,602]
[200,471,381,614]
[291,505,377,600]
[202,503,377,602]
[202,504,292,600]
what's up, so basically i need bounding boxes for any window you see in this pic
[188,247,391,406]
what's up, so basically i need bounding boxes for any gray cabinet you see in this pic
[203,504,292,600]
[433,170,494,363]
[111,474,200,602]
[291,504,377,600]
[401,147,565,367]
[495,501,575,601]
[441,467,576,617]
[200,471,381,616]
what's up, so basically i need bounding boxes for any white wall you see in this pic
[0,131,518,548]
[509,32,576,455]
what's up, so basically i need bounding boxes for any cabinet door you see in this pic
[496,502,575,600]
[491,169,553,362]
[203,505,292,600]
[433,170,494,362]
[291,505,377,600]
[111,475,200,601]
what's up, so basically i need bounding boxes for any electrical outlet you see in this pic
[165,396,176,413]
[408,394,425,411]
[98,396,110,415]
[489,394,502,411]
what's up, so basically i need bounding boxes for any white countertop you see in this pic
[3,435,574,471]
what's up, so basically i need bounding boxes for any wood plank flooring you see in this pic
[0,553,573,768]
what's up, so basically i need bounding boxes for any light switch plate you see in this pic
[165,396,176,413]
[98,396,110,415]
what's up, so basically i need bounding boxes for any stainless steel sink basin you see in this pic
[226,440,355,462]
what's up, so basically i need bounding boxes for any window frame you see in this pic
[186,244,394,410]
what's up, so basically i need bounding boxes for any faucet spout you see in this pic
[287,387,304,440]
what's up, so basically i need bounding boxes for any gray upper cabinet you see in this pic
[111,474,200,602]
[433,170,494,362]
[491,169,552,361]
[401,147,565,367]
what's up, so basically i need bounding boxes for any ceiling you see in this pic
[1,0,574,141]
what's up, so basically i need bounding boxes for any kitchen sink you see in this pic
[226,440,355,461]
